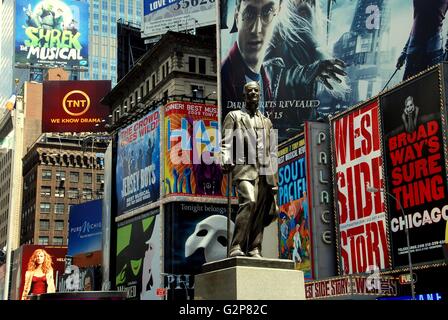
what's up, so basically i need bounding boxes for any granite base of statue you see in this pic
[194,257,305,300]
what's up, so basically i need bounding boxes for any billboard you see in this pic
[143,0,215,38]
[305,275,398,300]
[219,1,445,142]
[164,201,237,300]
[15,0,89,67]
[116,108,161,216]
[381,69,448,268]
[10,245,67,300]
[331,100,390,274]
[277,134,312,279]
[42,80,111,133]
[164,101,228,197]
[67,199,102,257]
[305,121,337,279]
[115,210,161,300]
[58,266,100,292]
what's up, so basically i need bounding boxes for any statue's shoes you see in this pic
[247,248,262,259]
[229,246,245,257]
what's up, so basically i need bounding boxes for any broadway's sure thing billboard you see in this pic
[164,101,228,197]
[116,108,160,216]
[381,69,448,268]
[15,0,89,67]
[220,1,443,142]
[331,100,390,274]
[143,0,215,38]
[277,134,312,279]
[42,80,111,132]
[116,210,161,300]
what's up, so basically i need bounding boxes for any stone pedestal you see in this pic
[194,257,305,300]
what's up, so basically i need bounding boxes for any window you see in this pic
[102,0,108,10]
[54,203,65,214]
[53,237,64,245]
[83,173,92,184]
[56,170,65,181]
[40,203,51,213]
[145,79,149,93]
[42,170,52,180]
[152,74,156,89]
[189,57,196,73]
[93,13,99,21]
[55,188,65,198]
[70,172,79,183]
[199,58,206,74]
[83,188,93,200]
[162,64,166,78]
[191,85,204,98]
[96,174,104,183]
[40,219,50,231]
[38,237,49,245]
[102,23,108,34]
[166,61,170,74]
[55,220,64,231]
[68,188,79,199]
[40,186,51,197]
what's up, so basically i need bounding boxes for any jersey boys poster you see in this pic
[332,100,390,274]
[15,0,89,67]
[220,0,446,142]
[381,69,448,268]
[116,109,161,216]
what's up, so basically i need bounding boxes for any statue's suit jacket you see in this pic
[221,109,278,187]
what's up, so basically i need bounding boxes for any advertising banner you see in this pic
[58,266,100,291]
[67,199,102,257]
[15,0,89,67]
[116,108,161,216]
[164,201,237,300]
[115,210,161,300]
[143,0,215,38]
[332,100,390,274]
[220,1,444,142]
[277,134,312,279]
[305,121,336,279]
[305,275,398,300]
[10,245,67,300]
[381,69,448,268]
[42,80,111,133]
[164,101,228,197]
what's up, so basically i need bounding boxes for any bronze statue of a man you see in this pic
[221,81,278,258]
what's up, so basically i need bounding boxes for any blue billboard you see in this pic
[15,0,89,67]
[68,200,102,256]
[116,108,161,216]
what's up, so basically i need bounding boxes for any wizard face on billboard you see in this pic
[15,0,89,67]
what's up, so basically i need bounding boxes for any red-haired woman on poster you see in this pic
[21,249,55,300]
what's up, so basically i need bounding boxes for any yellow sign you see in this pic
[62,90,90,116]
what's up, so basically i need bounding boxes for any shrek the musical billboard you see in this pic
[15,0,89,67]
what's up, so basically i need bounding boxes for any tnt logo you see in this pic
[62,90,91,116]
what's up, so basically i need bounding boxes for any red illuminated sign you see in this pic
[42,80,111,133]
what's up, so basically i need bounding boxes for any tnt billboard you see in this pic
[15,0,89,67]
[42,80,111,133]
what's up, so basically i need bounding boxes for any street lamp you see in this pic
[366,186,415,300]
